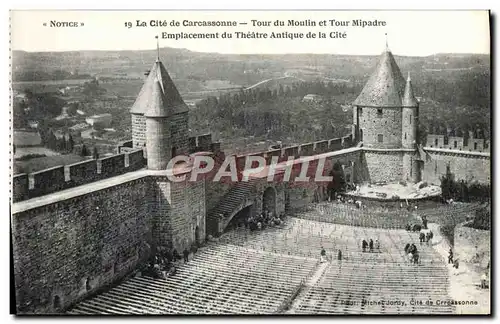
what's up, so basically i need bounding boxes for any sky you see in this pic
[11,10,490,56]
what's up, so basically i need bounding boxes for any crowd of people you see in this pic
[419,230,434,245]
[361,238,381,253]
[139,244,200,279]
[404,243,419,264]
[319,246,343,263]
[240,210,285,231]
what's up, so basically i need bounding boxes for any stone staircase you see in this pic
[206,178,260,236]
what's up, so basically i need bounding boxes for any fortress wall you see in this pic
[342,134,353,148]
[283,146,300,159]
[358,107,402,149]
[98,154,126,178]
[329,138,342,151]
[156,177,206,252]
[197,134,212,151]
[16,154,146,202]
[362,151,404,183]
[12,177,155,314]
[210,142,221,153]
[285,149,362,211]
[314,140,329,154]
[131,114,146,148]
[298,143,314,156]
[30,166,66,197]
[170,112,189,155]
[422,150,490,185]
[188,136,197,152]
[13,173,29,202]
[127,149,145,171]
[68,160,98,186]
[454,222,490,266]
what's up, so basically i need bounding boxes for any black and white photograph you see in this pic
[9,9,491,315]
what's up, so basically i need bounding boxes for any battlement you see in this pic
[232,134,354,170]
[12,149,146,203]
[426,133,489,153]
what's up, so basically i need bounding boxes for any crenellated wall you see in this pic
[12,176,156,314]
[426,134,489,152]
[12,150,147,203]
[421,148,490,185]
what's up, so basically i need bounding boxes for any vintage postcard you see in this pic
[10,10,491,315]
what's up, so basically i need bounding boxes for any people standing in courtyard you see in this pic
[183,248,190,263]
[448,248,454,264]
[320,246,327,263]
[419,232,425,245]
[362,239,368,252]
[481,272,488,289]
[337,249,342,261]
[173,249,181,261]
[422,215,428,230]
[369,239,374,252]
[375,240,380,252]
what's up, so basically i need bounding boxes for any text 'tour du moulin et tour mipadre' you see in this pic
[127,18,387,28]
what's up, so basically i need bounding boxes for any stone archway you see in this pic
[262,186,277,216]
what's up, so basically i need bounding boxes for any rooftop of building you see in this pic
[353,45,416,108]
[130,56,188,116]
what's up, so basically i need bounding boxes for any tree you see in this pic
[440,164,456,200]
[67,134,75,153]
[328,161,346,199]
[92,146,99,160]
[80,144,89,157]
[46,130,57,150]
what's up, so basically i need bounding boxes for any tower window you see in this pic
[404,133,407,140]
[377,134,384,143]
[435,138,438,146]
[360,129,363,141]
[474,142,478,150]
[377,108,383,116]
[454,141,457,148]
[410,115,412,124]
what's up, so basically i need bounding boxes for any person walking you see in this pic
[448,248,454,264]
[182,248,189,263]
[320,246,327,263]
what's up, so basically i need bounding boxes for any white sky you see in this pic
[11,10,490,56]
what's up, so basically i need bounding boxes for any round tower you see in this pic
[402,72,419,149]
[145,79,171,170]
[352,47,406,149]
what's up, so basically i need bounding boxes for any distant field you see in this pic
[14,147,59,159]
[14,154,89,174]
[13,131,42,146]
[12,79,91,92]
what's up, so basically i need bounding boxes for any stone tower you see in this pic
[352,46,406,149]
[401,72,419,149]
[353,43,422,183]
[144,79,171,170]
[130,50,189,168]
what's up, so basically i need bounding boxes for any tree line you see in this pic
[190,80,359,144]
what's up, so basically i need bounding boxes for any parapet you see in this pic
[188,133,213,153]
[426,133,488,152]
[12,149,146,203]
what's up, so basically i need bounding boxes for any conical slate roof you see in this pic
[353,49,406,107]
[144,80,169,117]
[402,73,419,107]
[130,59,188,116]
